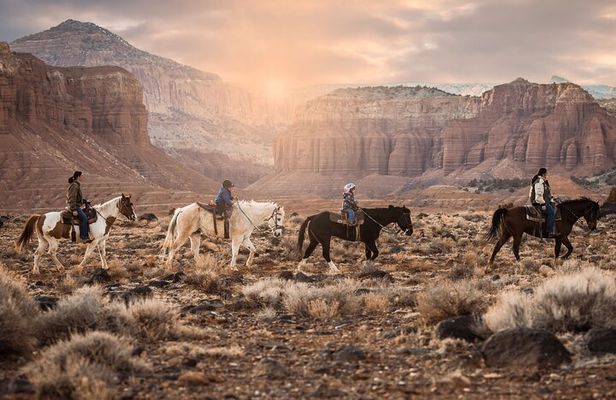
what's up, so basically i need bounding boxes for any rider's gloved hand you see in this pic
[541,205,546,211]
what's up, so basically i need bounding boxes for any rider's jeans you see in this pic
[545,202,555,233]
[345,209,356,225]
[76,208,89,239]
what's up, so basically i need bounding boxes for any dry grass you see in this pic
[128,298,182,341]
[416,279,489,325]
[485,266,616,333]
[35,286,132,345]
[24,331,143,400]
[0,265,39,357]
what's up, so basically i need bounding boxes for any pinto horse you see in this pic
[486,198,600,265]
[297,205,413,274]
[162,200,284,269]
[15,195,137,274]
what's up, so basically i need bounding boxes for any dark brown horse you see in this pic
[486,198,600,264]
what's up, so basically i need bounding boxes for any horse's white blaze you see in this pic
[163,200,285,268]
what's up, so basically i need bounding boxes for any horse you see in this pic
[486,198,600,265]
[162,200,284,269]
[297,205,413,274]
[15,194,137,274]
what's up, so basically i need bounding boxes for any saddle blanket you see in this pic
[525,205,561,223]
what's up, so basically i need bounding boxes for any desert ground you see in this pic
[1,202,616,399]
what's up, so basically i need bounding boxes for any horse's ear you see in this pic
[389,205,394,209]
[121,193,125,198]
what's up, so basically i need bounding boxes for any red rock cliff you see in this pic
[442,78,616,175]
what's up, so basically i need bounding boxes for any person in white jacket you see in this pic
[529,167,556,236]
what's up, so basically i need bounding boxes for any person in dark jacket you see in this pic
[67,171,91,242]
[215,180,234,238]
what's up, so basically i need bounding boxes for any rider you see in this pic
[67,171,91,243]
[530,167,556,236]
[342,183,359,226]
[215,179,234,238]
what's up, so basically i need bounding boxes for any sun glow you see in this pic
[262,78,288,101]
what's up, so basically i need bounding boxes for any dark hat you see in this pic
[72,171,82,179]
[223,179,234,189]
[537,168,547,176]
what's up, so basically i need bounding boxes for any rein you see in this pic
[360,208,401,235]
[236,202,280,233]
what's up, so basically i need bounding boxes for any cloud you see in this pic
[0,0,615,88]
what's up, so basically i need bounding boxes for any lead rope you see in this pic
[236,202,278,232]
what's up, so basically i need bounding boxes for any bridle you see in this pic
[237,202,282,234]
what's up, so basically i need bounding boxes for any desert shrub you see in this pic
[35,286,132,345]
[283,279,362,319]
[184,268,221,294]
[24,331,142,400]
[128,298,183,342]
[0,266,40,357]
[484,267,616,333]
[417,279,489,325]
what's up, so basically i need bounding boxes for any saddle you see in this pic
[329,210,364,241]
[197,202,229,238]
[525,205,561,223]
[60,206,97,226]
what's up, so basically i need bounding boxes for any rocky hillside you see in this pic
[11,20,277,185]
[274,86,480,176]
[443,79,616,175]
[0,42,218,210]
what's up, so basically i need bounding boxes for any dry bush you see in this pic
[242,278,289,309]
[255,307,277,322]
[283,279,362,318]
[485,267,616,333]
[202,345,244,358]
[24,331,142,400]
[416,279,489,325]
[35,286,132,345]
[363,293,390,314]
[128,298,205,341]
[184,269,221,294]
[0,266,39,357]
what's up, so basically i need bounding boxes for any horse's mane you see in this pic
[560,197,597,206]
[237,200,278,207]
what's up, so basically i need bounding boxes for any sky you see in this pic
[0,0,615,94]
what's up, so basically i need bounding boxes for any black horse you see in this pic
[297,205,413,273]
[486,198,600,264]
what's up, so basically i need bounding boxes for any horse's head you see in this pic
[119,193,136,221]
[267,205,285,238]
[583,200,600,231]
[390,205,413,236]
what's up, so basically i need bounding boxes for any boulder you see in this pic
[481,328,571,368]
[585,328,616,354]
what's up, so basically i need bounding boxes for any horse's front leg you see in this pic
[322,238,340,274]
[561,236,574,259]
[97,239,108,269]
[554,237,562,259]
[242,236,257,267]
[78,242,96,268]
[367,240,379,260]
[230,237,241,270]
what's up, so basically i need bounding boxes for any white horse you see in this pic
[16,194,137,274]
[162,200,284,269]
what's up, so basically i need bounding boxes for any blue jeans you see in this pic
[545,203,555,234]
[345,209,356,225]
[76,208,89,239]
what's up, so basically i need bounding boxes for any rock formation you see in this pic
[11,20,277,185]
[442,79,616,175]
[274,86,480,176]
[0,42,218,210]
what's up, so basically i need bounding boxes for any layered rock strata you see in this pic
[442,79,616,174]
[274,86,480,176]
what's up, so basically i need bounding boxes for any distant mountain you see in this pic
[11,19,277,186]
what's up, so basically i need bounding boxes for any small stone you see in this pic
[435,315,488,342]
[586,328,616,354]
[87,268,112,284]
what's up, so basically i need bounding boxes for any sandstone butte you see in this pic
[0,42,218,211]
[273,80,616,179]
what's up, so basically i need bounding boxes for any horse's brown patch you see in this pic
[49,220,71,239]
[36,215,45,237]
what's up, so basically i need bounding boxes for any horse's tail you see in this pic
[16,215,40,252]
[297,216,314,254]
[485,208,508,242]
[162,209,181,252]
